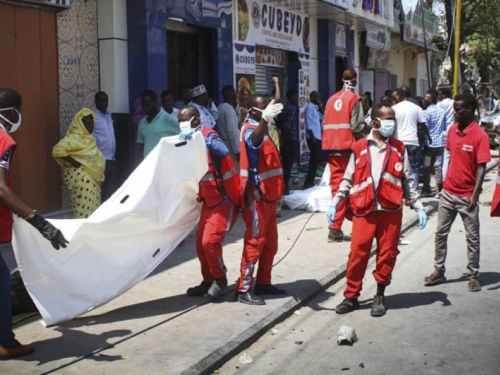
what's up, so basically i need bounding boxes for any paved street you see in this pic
[218,174,500,375]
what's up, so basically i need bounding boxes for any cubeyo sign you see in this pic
[236,0,310,53]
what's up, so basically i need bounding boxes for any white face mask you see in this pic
[376,118,396,138]
[343,79,357,92]
[0,107,22,133]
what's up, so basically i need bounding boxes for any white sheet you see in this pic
[12,133,208,326]
[282,167,331,212]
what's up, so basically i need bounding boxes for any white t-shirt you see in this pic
[393,100,425,146]
[437,98,454,128]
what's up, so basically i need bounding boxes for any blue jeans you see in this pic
[406,144,422,188]
[0,248,15,348]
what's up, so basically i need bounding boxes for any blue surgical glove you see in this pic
[418,208,427,230]
[179,128,194,141]
[327,205,336,226]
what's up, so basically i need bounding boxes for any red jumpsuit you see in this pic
[491,166,500,217]
[196,128,240,282]
[342,137,407,299]
[236,120,284,293]
[322,89,361,231]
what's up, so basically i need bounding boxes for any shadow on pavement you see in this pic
[445,271,500,290]
[10,328,131,365]
[384,291,451,309]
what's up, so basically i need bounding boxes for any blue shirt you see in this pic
[93,109,116,160]
[424,104,446,148]
[203,127,229,159]
[243,119,264,185]
[304,102,322,140]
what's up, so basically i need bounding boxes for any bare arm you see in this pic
[0,168,34,218]
[250,118,269,147]
[272,77,281,103]
[137,144,144,165]
[466,163,487,212]
[419,122,432,144]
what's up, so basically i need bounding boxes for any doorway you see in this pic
[335,56,347,92]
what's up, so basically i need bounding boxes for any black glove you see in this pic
[26,213,69,250]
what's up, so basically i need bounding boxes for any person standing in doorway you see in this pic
[322,69,365,243]
[93,91,117,201]
[330,103,427,316]
[281,89,300,195]
[217,85,240,162]
[161,90,179,118]
[235,95,284,305]
[421,90,447,197]
[136,90,180,163]
[424,94,491,292]
[0,88,68,359]
[304,91,323,189]
[174,86,191,110]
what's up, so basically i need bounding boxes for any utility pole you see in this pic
[453,0,462,95]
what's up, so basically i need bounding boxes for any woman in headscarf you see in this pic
[52,108,105,218]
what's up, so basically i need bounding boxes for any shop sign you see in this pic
[366,28,391,52]
[336,25,347,56]
[234,44,256,118]
[350,0,394,28]
[367,49,389,70]
[402,3,439,51]
[319,0,349,10]
[236,0,311,53]
[19,0,72,8]
[255,46,286,68]
[298,54,311,165]
[234,43,256,75]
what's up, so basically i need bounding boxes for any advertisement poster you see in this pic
[255,46,286,68]
[236,0,311,53]
[402,4,439,51]
[366,28,391,52]
[298,54,311,165]
[234,43,255,117]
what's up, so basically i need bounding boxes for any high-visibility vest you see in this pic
[491,166,500,217]
[0,131,16,242]
[199,128,241,208]
[240,121,284,202]
[349,137,405,216]
[322,89,360,151]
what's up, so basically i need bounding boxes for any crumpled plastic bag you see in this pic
[337,325,358,346]
[282,166,331,212]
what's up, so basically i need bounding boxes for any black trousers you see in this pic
[281,140,299,190]
[102,160,118,202]
[305,137,321,186]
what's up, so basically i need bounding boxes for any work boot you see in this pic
[468,277,481,292]
[335,298,360,314]
[424,270,446,286]
[0,341,35,360]
[328,230,349,243]
[234,291,266,305]
[370,295,386,317]
[186,281,212,297]
[207,277,228,297]
[254,284,287,295]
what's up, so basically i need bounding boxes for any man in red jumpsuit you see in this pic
[0,88,68,359]
[178,106,241,298]
[235,95,284,305]
[327,103,427,317]
[322,69,366,242]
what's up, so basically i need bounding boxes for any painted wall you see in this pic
[388,39,405,88]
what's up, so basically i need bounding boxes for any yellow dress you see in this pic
[52,108,105,218]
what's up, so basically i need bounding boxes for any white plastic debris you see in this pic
[337,325,358,345]
[270,328,279,335]
[239,352,253,364]
[399,240,412,245]
[294,310,302,316]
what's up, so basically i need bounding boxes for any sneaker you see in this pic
[207,277,228,297]
[328,230,344,243]
[435,191,441,199]
[468,277,481,292]
[424,270,446,286]
[370,295,386,317]
[335,298,360,314]
[186,281,212,297]
[234,291,266,305]
[420,188,433,197]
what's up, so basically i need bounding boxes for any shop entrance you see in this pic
[335,56,348,92]
[0,3,61,213]
[167,24,216,101]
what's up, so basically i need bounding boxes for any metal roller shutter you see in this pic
[255,65,285,96]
